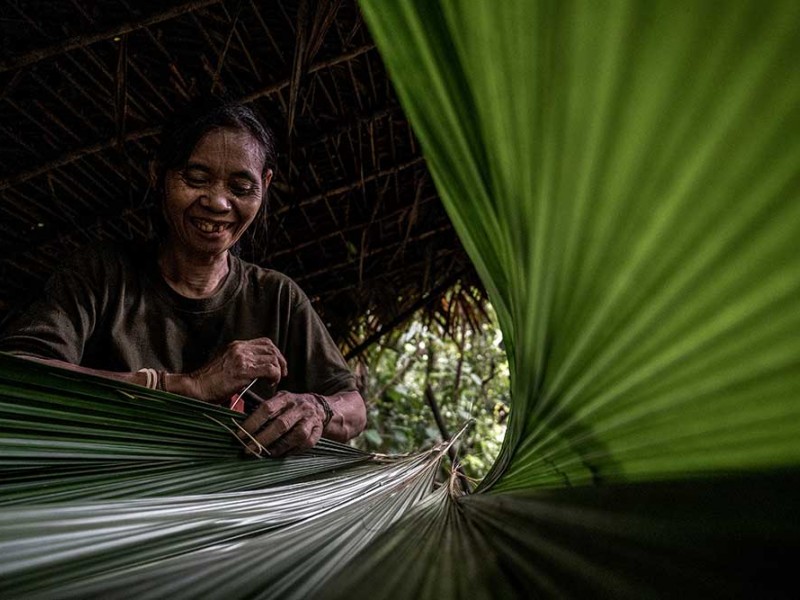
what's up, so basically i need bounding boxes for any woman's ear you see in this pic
[263,168,274,190]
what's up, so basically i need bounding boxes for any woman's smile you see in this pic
[189,217,234,235]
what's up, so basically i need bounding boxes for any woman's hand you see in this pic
[236,390,368,457]
[237,391,326,457]
[184,338,288,403]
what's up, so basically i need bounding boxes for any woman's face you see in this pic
[162,127,273,259]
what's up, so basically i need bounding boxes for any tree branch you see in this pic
[424,384,471,494]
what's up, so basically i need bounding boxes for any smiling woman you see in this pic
[0,97,366,456]
[167,129,267,250]
[159,128,271,297]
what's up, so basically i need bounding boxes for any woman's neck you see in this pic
[158,244,230,299]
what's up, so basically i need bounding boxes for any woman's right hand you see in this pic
[182,338,288,404]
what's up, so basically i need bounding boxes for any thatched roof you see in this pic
[0,0,484,356]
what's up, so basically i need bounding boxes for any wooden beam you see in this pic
[343,271,464,360]
[268,193,440,260]
[0,127,159,192]
[0,44,376,192]
[0,0,222,73]
[295,223,454,283]
[241,43,374,103]
[275,157,425,216]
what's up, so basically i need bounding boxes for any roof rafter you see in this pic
[0,44,376,191]
[0,0,222,73]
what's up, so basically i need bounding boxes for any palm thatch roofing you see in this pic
[0,0,484,355]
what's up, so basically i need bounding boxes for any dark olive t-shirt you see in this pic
[0,243,355,399]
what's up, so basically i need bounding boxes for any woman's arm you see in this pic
[13,355,151,387]
[15,337,290,403]
[324,390,368,442]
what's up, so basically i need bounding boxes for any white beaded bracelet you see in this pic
[137,368,158,390]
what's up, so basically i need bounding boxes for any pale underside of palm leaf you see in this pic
[0,353,449,598]
[2,0,800,597]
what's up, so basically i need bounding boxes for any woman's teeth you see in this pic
[193,220,228,233]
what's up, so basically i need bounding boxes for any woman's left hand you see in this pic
[237,390,326,457]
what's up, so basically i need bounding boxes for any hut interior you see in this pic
[0,0,485,358]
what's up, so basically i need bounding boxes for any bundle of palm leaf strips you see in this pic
[2,0,800,597]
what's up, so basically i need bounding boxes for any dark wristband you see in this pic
[311,393,333,428]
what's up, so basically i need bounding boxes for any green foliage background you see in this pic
[352,300,510,480]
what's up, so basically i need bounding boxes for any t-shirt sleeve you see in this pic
[0,253,102,363]
[281,285,356,396]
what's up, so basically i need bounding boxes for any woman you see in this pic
[0,98,366,456]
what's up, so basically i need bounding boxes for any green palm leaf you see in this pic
[358,0,800,491]
[2,0,800,596]
[349,0,800,595]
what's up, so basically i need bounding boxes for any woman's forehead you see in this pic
[189,127,266,173]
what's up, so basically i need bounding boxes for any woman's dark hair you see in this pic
[149,96,277,250]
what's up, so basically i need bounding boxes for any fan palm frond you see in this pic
[2,0,800,596]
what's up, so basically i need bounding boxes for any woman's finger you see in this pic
[257,361,282,385]
[237,393,323,456]
[254,340,288,377]
[267,421,323,457]
[253,408,298,449]
[237,393,288,439]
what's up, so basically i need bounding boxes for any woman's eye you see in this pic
[182,172,209,186]
[230,183,256,196]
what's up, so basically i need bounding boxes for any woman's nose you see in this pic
[200,184,232,212]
